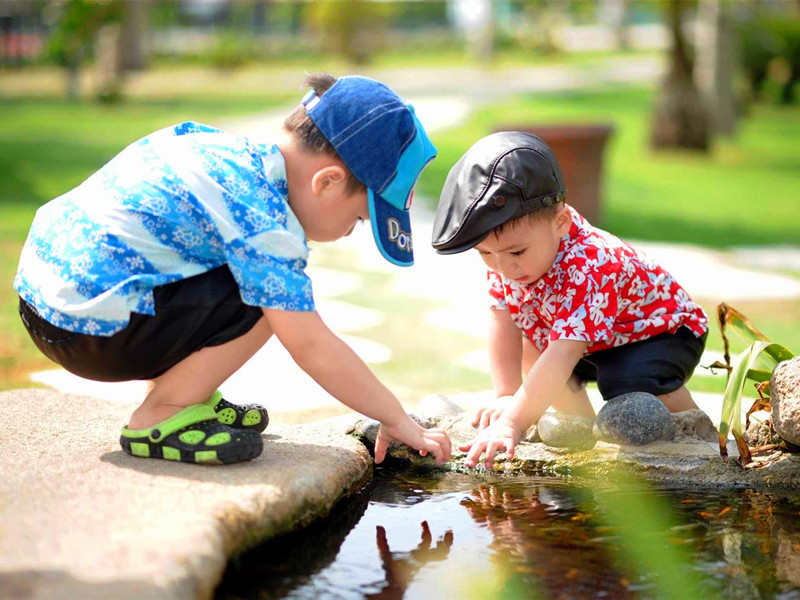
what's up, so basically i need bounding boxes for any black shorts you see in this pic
[573,326,707,400]
[19,266,262,382]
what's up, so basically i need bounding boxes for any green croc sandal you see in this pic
[204,390,269,433]
[120,404,263,465]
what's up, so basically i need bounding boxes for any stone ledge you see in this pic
[0,389,372,600]
[351,410,800,492]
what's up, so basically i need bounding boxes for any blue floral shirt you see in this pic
[14,121,314,337]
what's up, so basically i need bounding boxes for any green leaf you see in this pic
[718,341,795,463]
[745,368,773,383]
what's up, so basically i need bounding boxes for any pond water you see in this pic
[217,467,800,600]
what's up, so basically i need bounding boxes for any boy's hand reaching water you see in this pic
[375,416,452,465]
[471,394,514,429]
[459,416,522,469]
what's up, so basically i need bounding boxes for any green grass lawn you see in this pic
[418,87,800,248]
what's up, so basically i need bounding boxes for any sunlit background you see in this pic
[1,0,799,416]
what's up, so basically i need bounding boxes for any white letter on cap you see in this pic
[387,218,412,253]
[388,218,400,241]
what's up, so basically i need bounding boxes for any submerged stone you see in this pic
[536,412,596,451]
[772,357,800,446]
[592,392,675,446]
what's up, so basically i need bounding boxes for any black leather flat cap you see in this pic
[432,131,566,254]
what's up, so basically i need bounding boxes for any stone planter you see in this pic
[493,124,614,224]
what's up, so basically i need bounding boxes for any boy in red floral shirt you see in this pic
[431,132,708,468]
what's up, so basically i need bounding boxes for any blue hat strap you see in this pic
[301,89,320,110]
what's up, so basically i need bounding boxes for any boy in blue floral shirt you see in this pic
[15,73,451,466]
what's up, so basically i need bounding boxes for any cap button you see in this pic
[542,196,553,207]
[556,192,565,203]
[493,195,506,208]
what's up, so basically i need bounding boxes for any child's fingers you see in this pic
[458,438,476,452]
[374,431,388,464]
[479,409,493,430]
[465,440,487,468]
[428,428,452,459]
[471,407,484,427]
[422,438,445,465]
[484,440,502,469]
[505,438,516,460]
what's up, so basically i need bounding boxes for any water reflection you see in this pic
[366,521,454,600]
[217,471,800,600]
[460,482,633,599]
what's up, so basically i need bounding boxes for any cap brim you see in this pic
[432,229,491,255]
[368,189,414,267]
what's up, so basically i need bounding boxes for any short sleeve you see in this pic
[487,269,508,310]
[225,236,314,311]
[549,270,617,344]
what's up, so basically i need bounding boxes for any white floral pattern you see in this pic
[15,121,314,336]
[488,205,707,353]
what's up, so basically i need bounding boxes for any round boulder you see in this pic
[592,392,675,446]
[415,394,465,422]
[537,412,596,451]
[771,356,800,446]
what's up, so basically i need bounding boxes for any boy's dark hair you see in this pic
[491,198,565,239]
[284,73,366,196]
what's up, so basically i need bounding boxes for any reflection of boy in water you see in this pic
[461,483,634,599]
[367,521,454,600]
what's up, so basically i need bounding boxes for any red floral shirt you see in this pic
[488,205,708,354]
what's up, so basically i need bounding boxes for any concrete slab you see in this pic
[0,389,371,600]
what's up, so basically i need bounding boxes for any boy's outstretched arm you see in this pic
[262,308,452,465]
[473,307,524,429]
[460,338,588,468]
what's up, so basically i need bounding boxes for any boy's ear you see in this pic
[554,205,571,235]
[311,165,347,197]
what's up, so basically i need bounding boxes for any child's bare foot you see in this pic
[127,402,189,430]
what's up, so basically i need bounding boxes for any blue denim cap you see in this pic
[302,76,437,266]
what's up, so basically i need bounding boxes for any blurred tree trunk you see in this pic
[118,0,150,71]
[95,23,122,101]
[253,0,268,34]
[600,0,630,50]
[695,0,738,135]
[65,61,80,101]
[650,0,711,151]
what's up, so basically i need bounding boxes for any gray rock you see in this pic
[350,413,432,445]
[672,409,718,442]
[421,412,800,491]
[414,394,465,422]
[536,412,596,451]
[772,357,800,446]
[349,414,437,464]
[1,389,372,600]
[592,392,675,446]
[744,419,782,448]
